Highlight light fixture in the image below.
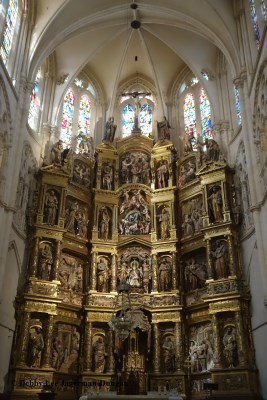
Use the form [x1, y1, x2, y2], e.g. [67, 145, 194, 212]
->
[108, 280, 134, 341]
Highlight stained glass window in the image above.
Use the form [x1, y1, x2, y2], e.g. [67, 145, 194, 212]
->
[183, 93, 197, 139]
[199, 88, 212, 138]
[261, 0, 267, 20]
[234, 85, 242, 125]
[28, 69, 41, 130]
[140, 103, 152, 135]
[78, 95, 91, 135]
[122, 104, 135, 136]
[249, 0, 261, 49]
[0, 0, 19, 65]
[60, 88, 75, 144]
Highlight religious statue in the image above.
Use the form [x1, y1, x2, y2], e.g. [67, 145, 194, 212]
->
[98, 206, 111, 240]
[156, 159, 169, 188]
[208, 186, 223, 222]
[223, 326, 238, 367]
[52, 338, 64, 370]
[183, 128, 195, 153]
[129, 258, 142, 288]
[103, 117, 117, 143]
[65, 201, 79, 233]
[158, 205, 171, 240]
[93, 337, 107, 373]
[142, 258, 151, 293]
[28, 325, 44, 368]
[157, 116, 171, 140]
[211, 240, 228, 279]
[44, 189, 58, 225]
[51, 140, 64, 164]
[97, 258, 110, 292]
[38, 243, 53, 281]
[71, 327, 80, 354]
[74, 263, 83, 291]
[102, 162, 114, 190]
[121, 90, 151, 131]
[162, 336, 176, 373]
[158, 258, 172, 291]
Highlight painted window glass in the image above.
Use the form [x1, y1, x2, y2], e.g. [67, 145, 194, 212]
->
[140, 103, 152, 135]
[122, 104, 135, 136]
[249, 0, 261, 49]
[0, 0, 18, 65]
[234, 85, 242, 125]
[261, 0, 267, 20]
[60, 88, 75, 145]
[183, 93, 197, 139]
[78, 95, 91, 135]
[28, 69, 41, 130]
[199, 88, 212, 139]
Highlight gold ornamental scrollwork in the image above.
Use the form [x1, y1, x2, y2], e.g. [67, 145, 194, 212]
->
[152, 311, 180, 323]
[87, 312, 112, 322]
[24, 301, 57, 314]
[209, 299, 240, 313]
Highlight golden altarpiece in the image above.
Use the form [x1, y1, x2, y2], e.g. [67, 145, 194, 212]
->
[9, 128, 260, 400]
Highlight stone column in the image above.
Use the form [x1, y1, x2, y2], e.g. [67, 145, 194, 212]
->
[206, 239, 213, 279]
[30, 237, 40, 277]
[211, 313, 222, 368]
[153, 323, 160, 373]
[42, 315, 54, 368]
[111, 254, 117, 292]
[235, 311, 248, 366]
[53, 240, 61, 280]
[171, 252, 177, 290]
[175, 321, 182, 371]
[91, 252, 97, 291]
[17, 312, 31, 366]
[84, 321, 93, 372]
[151, 254, 158, 292]
[227, 235, 235, 276]
[107, 329, 115, 373]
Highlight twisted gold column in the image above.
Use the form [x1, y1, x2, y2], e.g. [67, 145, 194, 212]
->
[17, 312, 31, 366]
[153, 322, 160, 373]
[42, 315, 54, 368]
[84, 321, 93, 372]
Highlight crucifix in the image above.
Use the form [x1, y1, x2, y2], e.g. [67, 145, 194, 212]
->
[121, 90, 151, 132]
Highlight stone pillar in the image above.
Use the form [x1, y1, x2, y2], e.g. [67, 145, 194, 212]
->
[42, 315, 54, 368]
[227, 235, 235, 276]
[211, 313, 222, 368]
[171, 252, 177, 290]
[30, 237, 40, 277]
[91, 252, 97, 291]
[111, 254, 117, 292]
[153, 323, 160, 373]
[206, 239, 213, 279]
[151, 254, 158, 292]
[17, 312, 31, 366]
[84, 321, 93, 372]
[53, 240, 61, 280]
[175, 321, 182, 371]
[235, 311, 248, 366]
[107, 329, 115, 373]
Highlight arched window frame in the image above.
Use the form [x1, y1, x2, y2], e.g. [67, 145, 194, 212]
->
[119, 94, 154, 138]
[178, 80, 213, 148]
[0, 0, 23, 78]
[59, 83, 96, 147]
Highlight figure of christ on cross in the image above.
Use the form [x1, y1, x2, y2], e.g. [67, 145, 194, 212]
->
[121, 90, 151, 132]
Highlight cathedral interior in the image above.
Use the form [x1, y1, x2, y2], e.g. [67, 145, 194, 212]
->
[0, 1, 267, 400]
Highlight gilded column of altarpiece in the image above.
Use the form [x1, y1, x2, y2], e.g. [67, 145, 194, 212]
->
[9, 134, 260, 400]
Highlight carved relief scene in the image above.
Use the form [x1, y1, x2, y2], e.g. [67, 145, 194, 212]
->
[181, 195, 204, 238]
[118, 247, 151, 293]
[52, 324, 80, 373]
[59, 253, 84, 293]
[72, 159, 91, 189]
[120, 152, 151, 186]
[65, 196, 88, 238]
[182, 250, 207, 293]
[189, 323, 214, 374]
[119, 189, 151, 235]
[178, 156, 197, 188]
